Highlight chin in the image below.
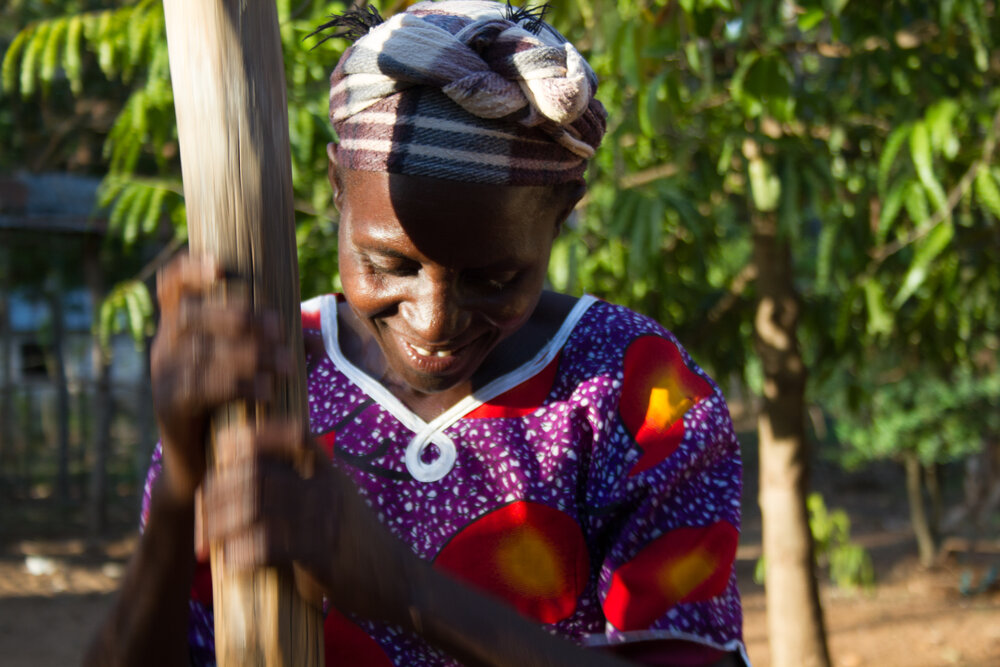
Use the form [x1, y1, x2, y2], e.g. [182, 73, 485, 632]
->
[399, 368, 471, 396]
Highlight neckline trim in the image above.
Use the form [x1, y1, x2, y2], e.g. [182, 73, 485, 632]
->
[319, 294, 597, 480]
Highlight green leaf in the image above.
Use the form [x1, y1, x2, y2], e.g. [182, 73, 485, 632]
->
[729, 51, 760, 112]
[98, 293, 116, 349]
[41, 18, 68, 92]
[144, 187, 167, 234]
[893, 221, 954, 306]
[816, 222, 836, 293]
[109, 184, 140, 236]
[903, 180, 929, 226]
[65, 16, 84, 95]
[863, 279, 893, 337]
[2, 26, 32, 94]
[96, 11, 116, 78]
[909, 121, 949, 214]
[797, 8, 825, 31]
[20, 21, 51, 97]
[749, 157, 781, 212]
[926, 99, 959, 159]
[124, 185, 154, 247]
[878, 123, 911, 195]
[974, 166, 1000, 219]
[877, 179, 907, 243]
[123, 284, 145, 346]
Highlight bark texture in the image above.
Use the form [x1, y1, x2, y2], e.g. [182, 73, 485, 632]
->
[904, 452, 938, 567]
[752, 212, 831, 667]
[0, 252, 11, 488]
[162, 0, 322, 664]
[48, 284, 71, 505]
[84, 239, 112, 539]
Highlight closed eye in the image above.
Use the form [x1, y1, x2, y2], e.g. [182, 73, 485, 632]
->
[364, 257, 419, 277]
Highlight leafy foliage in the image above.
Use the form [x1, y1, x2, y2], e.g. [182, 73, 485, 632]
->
[832, 362, 1000, 466]
[4, 0, 999, 475]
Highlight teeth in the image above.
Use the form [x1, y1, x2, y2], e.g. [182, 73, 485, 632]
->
[411, 344, 452, 358]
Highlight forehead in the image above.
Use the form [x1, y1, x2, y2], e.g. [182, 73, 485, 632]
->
[338, 168, 562, 264]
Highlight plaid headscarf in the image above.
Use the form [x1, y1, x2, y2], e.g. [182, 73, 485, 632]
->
[327, 1, 607, 185]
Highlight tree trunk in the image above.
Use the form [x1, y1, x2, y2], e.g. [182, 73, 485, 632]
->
[0, 251, 12, 492]
[162, 0, 322, 663]
[904, 452, 937, 567]
[47, 283, 71, 505]
[753, 211, 831, 667]
[88, 342, 112, 538]
[76, 379, 91, 500]
[135, 335, 154, 487]
[924, 462, 942, 547]
[83, 237, 112, 539]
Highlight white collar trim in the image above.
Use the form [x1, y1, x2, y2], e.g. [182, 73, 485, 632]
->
[318, 294, 597, 481]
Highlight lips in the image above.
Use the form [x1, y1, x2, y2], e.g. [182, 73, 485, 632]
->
[391, 331, 485, 377]
[410, 344, 454, 358]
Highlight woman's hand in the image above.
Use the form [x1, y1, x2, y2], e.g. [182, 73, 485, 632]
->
[200, 420, 416, 625]
[150, 254, 292, 505]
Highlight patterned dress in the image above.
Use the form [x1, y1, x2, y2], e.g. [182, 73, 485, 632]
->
[141, 294, 747, 665]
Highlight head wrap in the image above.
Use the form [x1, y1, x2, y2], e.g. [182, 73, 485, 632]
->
[326, 0, 607, 185]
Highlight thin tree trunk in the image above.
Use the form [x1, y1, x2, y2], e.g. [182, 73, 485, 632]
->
[904, 452, 937, 567]
[48, 283, 71, 505]
[84, 238, 112, 539]
[136, 335, 154, 487]
[925, 462, 942, 546]
[753, 211, 831, 667]
[89, 344, 112, 538]
[76, 379, 91, 500]
[0, 254, 12, 492]
[162, 0, 322, 663]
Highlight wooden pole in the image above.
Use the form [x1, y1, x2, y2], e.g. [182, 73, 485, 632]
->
[162, 1, 324, 664]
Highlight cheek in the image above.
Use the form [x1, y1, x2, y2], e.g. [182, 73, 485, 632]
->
[338, 255, 389, 318]
[487, 284, 546, 335]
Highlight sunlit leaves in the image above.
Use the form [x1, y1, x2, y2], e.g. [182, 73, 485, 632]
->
[893, 220, 954, 306]
[973, 165, 1000, 219]
[97, 279, 154, 350]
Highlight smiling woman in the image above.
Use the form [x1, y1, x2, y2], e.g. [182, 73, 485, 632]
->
[85, 2, 747, 667]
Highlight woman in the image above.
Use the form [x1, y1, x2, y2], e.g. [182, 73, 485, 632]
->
[86, 2, 747, 665]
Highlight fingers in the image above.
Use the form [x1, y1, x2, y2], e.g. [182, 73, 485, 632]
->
[214, 421, 312, 467]
[156, 253, 221, 317]
[202, 421, 316, 540]
[201, 459, 306, 569]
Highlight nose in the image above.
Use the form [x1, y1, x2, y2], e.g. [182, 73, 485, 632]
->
[401, 275, 470, 344]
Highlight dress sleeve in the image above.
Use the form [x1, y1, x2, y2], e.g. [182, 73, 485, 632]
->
[582, 328, 747, 663]
[140, 443, 218, 666]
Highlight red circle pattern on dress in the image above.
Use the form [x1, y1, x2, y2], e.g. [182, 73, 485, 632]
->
[464, 354, 561, 420]
[323, 606, 394, 667]
[619, 336, 713, 477]
[433, 500, 589, 624]
[602, 521, 739, 631]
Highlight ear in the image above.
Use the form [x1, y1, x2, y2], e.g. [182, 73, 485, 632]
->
[327, 142, 343, 209]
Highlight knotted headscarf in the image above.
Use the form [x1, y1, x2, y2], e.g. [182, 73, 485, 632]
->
[327, 0, 607, 185]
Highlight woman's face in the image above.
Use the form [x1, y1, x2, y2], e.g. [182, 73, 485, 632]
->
[333, 164, 580, 396]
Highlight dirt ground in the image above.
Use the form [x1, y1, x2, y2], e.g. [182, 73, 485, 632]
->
[1, 459, 998, 666]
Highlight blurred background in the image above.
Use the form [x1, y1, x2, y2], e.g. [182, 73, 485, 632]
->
[0, 0, 998, 665]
